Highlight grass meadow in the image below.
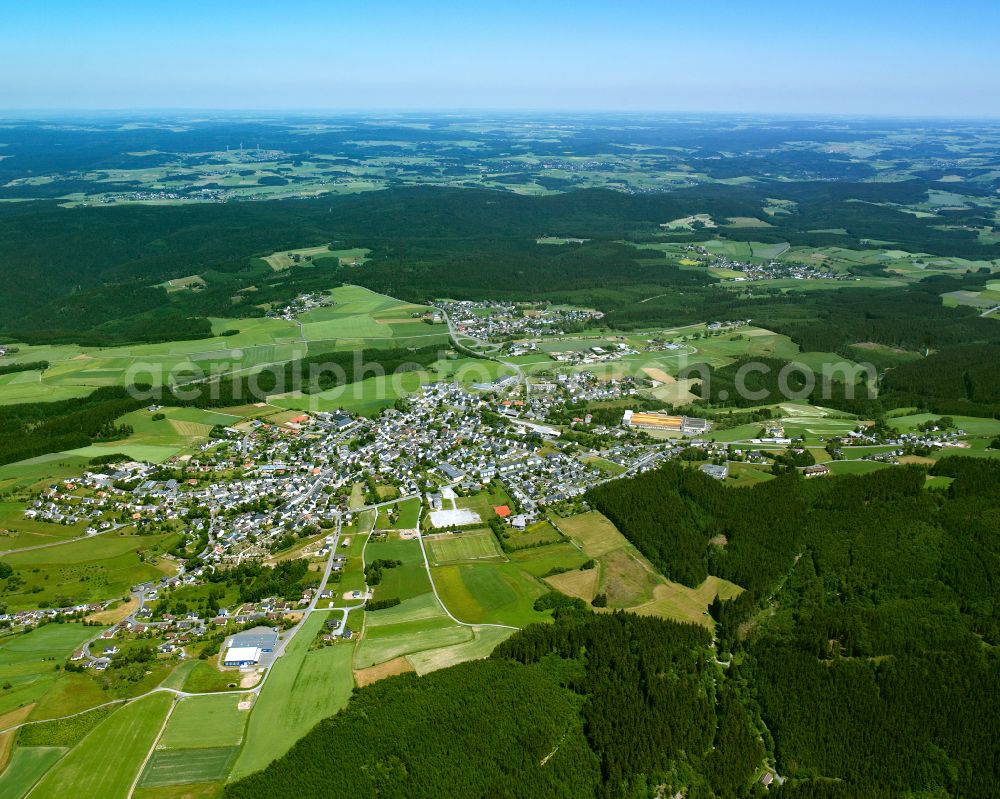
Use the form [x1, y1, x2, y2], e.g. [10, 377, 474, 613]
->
[0, 624, 98, 717]
[27, 692, 172, 799]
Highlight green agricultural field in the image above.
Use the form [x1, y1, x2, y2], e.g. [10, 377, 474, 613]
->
[63, 443, 184, 464]
[295, 285, 434, 346]
[405, 625, 515, 675]
[180, 661, 242, 694]
[27, 692, 172, 799]
[506, 542, 591, 578]
[393, 497, 422, 529]
[139, 746, 237, 788]
[355, 592, 477, 669]
[507, 520, 563, 549]
[365, 536, 430, 601]
[889, 413, 1000, 437]
[425, 529, 505, 565]
[355, 617, 473, 670]
[430, 562, 549, 627]
[158, 695, 248, 749]
[18, 703, 118, 745]
[0, 456, 93, 496]
[825, 460, 891, 475]
[1, 531, 180, 611]
[156, 660, 197, 692]
[0, 746, 66, 799]
[362, 591, 445, 629]
[230, 613, 354, 779]
[0, 502, 90, 551]
[0, 624, 98, 717]
[330, 526, 372, 605]
[271, 370, 424, 416]
[0, 320, 304, 408]
[263, 244, 334, 270]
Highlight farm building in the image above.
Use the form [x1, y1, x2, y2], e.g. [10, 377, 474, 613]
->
[223, 646, 262, 667]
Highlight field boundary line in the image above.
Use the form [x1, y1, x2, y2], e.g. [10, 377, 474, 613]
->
[414, 505, 519, 632]
[127, 694, 176, 799]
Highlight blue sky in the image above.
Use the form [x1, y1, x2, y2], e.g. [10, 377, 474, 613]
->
[3, 0, 999, 115]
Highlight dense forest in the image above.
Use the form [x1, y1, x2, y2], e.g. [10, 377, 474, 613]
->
[587, 460, 1000, 796]
[2, 179, 999, 345]
[226, 612, 764, 799]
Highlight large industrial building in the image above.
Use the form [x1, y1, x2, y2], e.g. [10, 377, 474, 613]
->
[229, 628, 278, 652]
[222, 627, 279, 667]
[622, 410, 710, 435]
[223, 646, 262, 667]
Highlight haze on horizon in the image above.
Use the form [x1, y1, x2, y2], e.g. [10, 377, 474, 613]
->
[3, 0, 1000, 117]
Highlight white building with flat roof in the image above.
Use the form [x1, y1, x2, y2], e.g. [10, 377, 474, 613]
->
[223, 646, 262, 667]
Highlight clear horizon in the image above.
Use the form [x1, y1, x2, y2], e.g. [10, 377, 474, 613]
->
[4, 0, 1000, 117]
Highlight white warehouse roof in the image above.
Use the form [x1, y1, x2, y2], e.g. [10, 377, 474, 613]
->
[224, 646, 261, 664]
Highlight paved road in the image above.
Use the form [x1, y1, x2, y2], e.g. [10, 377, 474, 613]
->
[435, 304, 529, 398]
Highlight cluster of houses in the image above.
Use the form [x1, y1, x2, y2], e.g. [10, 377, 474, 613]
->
[682, 245, 850, 282]
[14, 368, 708, 591]
[438, 299, 604, 342]
[546, 342, 639, 365]
[267, 291, 332, 322]
[23, 460, 160, 531]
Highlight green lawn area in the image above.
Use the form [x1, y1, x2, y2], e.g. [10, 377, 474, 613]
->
[28, 692, 172, 799]
[0, 624, 98, 717]
[1, 532, 180, 611]
[0, 746, 66, 799]
[430, 561, 550, 627]
[580, 456, 627, 476]
[425, 529, 505, 565]
[158, 695, 248, 749]
[454, 487, 511, 520]
[229, 613, 355, 780]
[346, 482, 365, 511]
[180, 661, 241, 694]
[393, 497, 422, 529]
[365, 536, 430, 601]
[826, 460, 892, 475]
